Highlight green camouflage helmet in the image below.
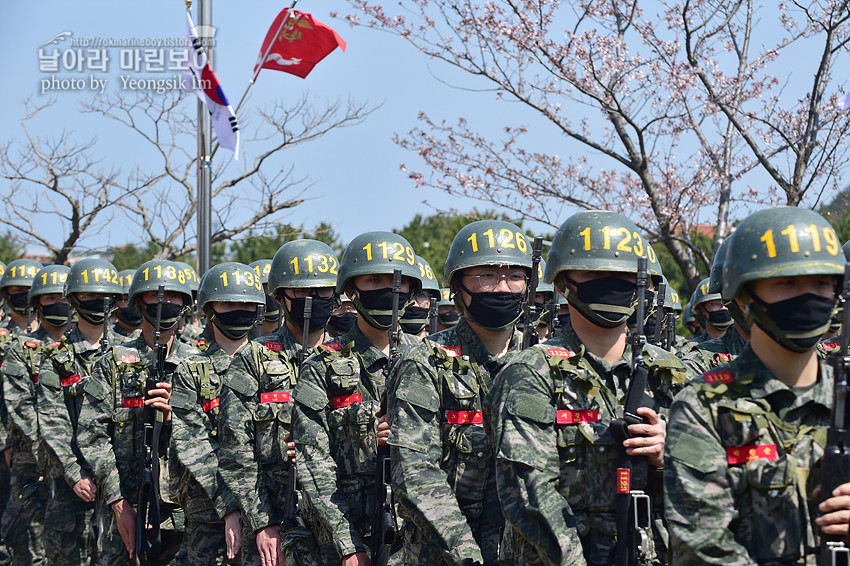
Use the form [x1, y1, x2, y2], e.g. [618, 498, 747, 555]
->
[843, 240, 850, 262]
[249, 259, 273, 286]
[174, 261, 200, 295]
[65, 258, 122, 296]
[0, 261, 5, 281]
[438, 288, 453, 307]
[444, 220, 533, 286]
[0, 259, 42, 292]
[662, 276, 682, 312]
[197, 262, 265, 310]
[681, 299, 695, 324]
[692, 277, 721, 307]
[535, 259, 554, 296]
[118, 269, 135, 295]
[337, 231, 422, 293]
[29, 265, 71, 304]
[129, 259, 193, 306]
[268, 240, 339, 294]
[414, 255, 440, 296]
[723, 207, 845, 300]
[544, 211, 658, 283]
[707, 237, 732, 297]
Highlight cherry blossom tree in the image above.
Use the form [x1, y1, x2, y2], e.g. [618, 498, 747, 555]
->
[342, 0, 850, 288]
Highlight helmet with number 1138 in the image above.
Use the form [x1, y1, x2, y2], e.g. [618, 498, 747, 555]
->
[129, 259, 193, 330]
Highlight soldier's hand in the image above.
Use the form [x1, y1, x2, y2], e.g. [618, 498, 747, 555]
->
[341, 552, 370, 566]
[224, 510, 242, 560]
[623, 407, 666, 468]
[256, 524, 281, 566]
[72, 477, 97, 502]
[815, 482, 850, 536]
[284, 432, 296, 464]
[111, 498, 137, 559]
[376, 414, 390, 446]
[146, 381, 173, 421]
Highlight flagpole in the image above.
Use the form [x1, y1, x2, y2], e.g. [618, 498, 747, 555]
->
[196, 0, 213, 275]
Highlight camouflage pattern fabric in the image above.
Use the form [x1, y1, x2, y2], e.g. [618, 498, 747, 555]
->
[386, 320, 519, 565]
[76, 334, 197, 565]
[677, 326, 747, 376]
[664, 345, 831, 565]
[291, 325, 417, 560]
[169, 341, 240, 565]
[487, 321, 689, 566]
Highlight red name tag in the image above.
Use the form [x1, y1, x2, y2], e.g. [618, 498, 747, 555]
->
[704, 371, 733, 384]
[202, 397, 220, 412]
[123, 398, 144, 408]
[0, 329, 9, 336]
[617, 468, 631, 494]
[323, 341, 342, 351]
[547, 348, 573, 358]
[715, 353, 731, 362]
[332, 393, 361, 408]
[440, 346, 461, 357]
[264, 341, 283, 352]
[556, 409, 598, 424]
[822, 340, 840, 350]
[24, 341, 38, 349]
[447, 411, 483, 424]
[48, 341, 61, 348]
[121, 354, 139, 364]
[727, 444, 778, 465]
[60, 374, 81, 387]
[260, 391, 291, 404]
[33, 374, 38, 384]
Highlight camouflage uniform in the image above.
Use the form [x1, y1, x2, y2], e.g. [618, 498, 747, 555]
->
[218, 325, 320, 565]
[169, 341, 239, 566]
[0, 322, 27, 566]
[487, 322, 689, 565]
[2, 330, 49, 565]
[387, 320, 518, 565]
[37, 326, 123, 565]
[291, 326, 418, 560]
[664, 346, 831, 564]
[677, 325, 747, 376]
[76, 334, 198, 565]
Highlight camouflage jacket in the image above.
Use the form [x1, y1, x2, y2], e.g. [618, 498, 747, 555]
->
[217, 325, 303, 533]
[677, 327, 747, 376]
[169, 341, 239, 520]
[2, 327, 54, 470]
[76, 334, 197, 506]
[292, 325, 417, 559]
[37, 325, 122, 486]
[487, 322, 689, 566]
[0, 322, 24, 450]
[664, 345, 831, 565]
[387, 320, 520, 565]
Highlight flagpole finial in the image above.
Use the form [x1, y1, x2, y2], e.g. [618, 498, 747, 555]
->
[185, 0, 192, 9]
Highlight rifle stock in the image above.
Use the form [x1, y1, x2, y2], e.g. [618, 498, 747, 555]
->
[821, 264, 850, 566]
[522, 237, 544, 349]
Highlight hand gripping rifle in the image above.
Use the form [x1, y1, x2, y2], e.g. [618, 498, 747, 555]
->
[371, 269, 402, 566]
[821, 264, 850, 566]
[610, 257, 652, 566]
[136, 285, 166, 565]
[522, 237, 544, 349]
[285, 297, 311, 529]
[652, 282, 666, 348]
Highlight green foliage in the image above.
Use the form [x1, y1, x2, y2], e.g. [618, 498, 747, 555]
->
[227, 223, 346, 265]
[110, 242, 161, 271]
[821, 186, 850, 244]
[0, 231, 25, 264]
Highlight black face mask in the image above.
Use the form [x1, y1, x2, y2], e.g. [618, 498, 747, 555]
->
[707, 308, 733, 329]
[116, 305, 143, 327]
[6, 292, 29, 315]
[264, 294, 281, 322]
[327, 312, 357, 336]
[75, 297, 111, 325]
[39, 303, 70, 328]
[143, 302, 185, 330]
[209, 308, 257, 340]
[643, 313, 658, 338]
[748, 291, 836, 352]
[285, 294, 334, 332]
[400, 306, 430, 335]
[556, 312, 570, 328]
[563, 275, 636, 328]
[352, 286, 409, 330]
[458, 281, 523, 331]
[438, 310, 460, 327]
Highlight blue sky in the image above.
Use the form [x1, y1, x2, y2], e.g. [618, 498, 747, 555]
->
[0, 0, 553, 254]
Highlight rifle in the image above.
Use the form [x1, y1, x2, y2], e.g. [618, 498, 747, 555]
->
[428, 293, 438, 335]
[370, 269, 402, 566]
[101, 296, 112, 353]
[545, 294, 557, 338]
[136, 285, 166, 565]
[285, 297, 311, 529]
[821, 264, 850, 566]
[522, 237, 544, 349]
[652, 282, 666, 347]
[610, 256, 652, 566]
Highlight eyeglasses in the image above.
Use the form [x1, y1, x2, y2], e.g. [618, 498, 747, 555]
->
[464, 270, 528, 292]
[286, 287, 335, 299]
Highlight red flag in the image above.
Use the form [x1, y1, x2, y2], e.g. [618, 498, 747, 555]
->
[254, 9, 346, 80]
